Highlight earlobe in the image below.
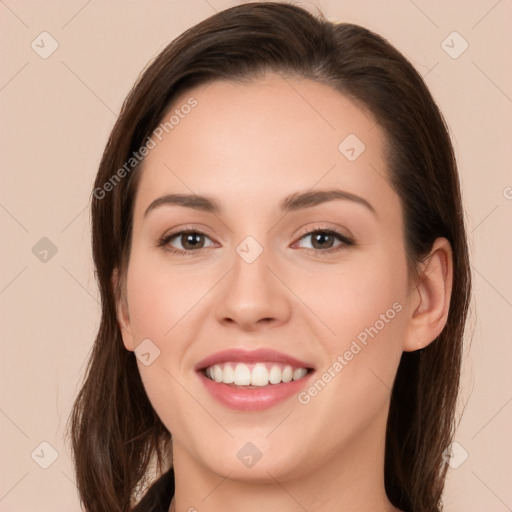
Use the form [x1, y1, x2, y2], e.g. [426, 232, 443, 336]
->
[112, 268, 135, 352]
[403, 238, 453, 352]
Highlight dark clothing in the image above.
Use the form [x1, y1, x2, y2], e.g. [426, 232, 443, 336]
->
[133, 468, 174, 512]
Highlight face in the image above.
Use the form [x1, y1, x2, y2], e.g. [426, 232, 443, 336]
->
[117, 75, 413, 482]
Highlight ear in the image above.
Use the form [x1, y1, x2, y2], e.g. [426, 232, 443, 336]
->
[403, 237, 453, 352]
[112, 268, 135, 352]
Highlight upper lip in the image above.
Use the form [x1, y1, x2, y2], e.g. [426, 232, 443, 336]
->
[195, 348, 315, 371]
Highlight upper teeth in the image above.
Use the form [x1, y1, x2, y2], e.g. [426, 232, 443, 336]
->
[205, 362, 308, 387]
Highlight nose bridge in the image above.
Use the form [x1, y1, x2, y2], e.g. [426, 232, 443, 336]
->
[214, 234, 291, 329]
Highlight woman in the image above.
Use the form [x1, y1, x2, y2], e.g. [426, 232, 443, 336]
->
[68, 3, 471, 512]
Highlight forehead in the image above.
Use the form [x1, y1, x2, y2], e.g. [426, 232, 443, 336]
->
[133, 74, 392, 217]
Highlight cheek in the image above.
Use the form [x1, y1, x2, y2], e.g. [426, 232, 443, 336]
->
[290, 247, 408, 419]
[293, 248, 408, 356]
[123, 250, 218, 435]
[125, 249, 206, 345]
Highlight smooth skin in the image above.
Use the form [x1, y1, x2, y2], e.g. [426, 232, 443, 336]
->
[115, 74, 453, 512]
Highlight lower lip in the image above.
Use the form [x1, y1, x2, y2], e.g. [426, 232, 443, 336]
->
[197, 371, 314, 411]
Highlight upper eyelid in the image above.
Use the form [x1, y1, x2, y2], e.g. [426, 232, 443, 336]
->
[295, 223, 352, 240]
[161, 224, 216, 240]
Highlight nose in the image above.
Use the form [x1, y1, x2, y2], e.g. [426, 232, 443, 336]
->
[214, 245, 292, 331]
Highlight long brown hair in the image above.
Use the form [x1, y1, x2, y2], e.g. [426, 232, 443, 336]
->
[68, 3, 471, 511]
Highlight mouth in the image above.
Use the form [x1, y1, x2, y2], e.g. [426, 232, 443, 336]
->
[195, 349, 315, 410]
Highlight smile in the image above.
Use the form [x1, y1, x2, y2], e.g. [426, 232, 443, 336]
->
[195, 349, 315, 411]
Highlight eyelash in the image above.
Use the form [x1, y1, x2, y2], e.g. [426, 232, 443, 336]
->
[157, 225, 354, 256]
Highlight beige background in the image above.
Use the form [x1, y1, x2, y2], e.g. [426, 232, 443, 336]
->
[1, 0, 511, 510]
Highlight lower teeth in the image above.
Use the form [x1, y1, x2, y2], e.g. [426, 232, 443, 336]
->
[228, 383, 272, 388]
[210, 376, 308, 387]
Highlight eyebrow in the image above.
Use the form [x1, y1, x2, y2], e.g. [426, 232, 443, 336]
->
[144, 189, 376, 217]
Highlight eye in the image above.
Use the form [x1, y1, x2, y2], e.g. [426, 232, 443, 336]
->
[158, 229, 217, 254]
[157, 226, 353, 256]
[294, 228, 353, 254]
